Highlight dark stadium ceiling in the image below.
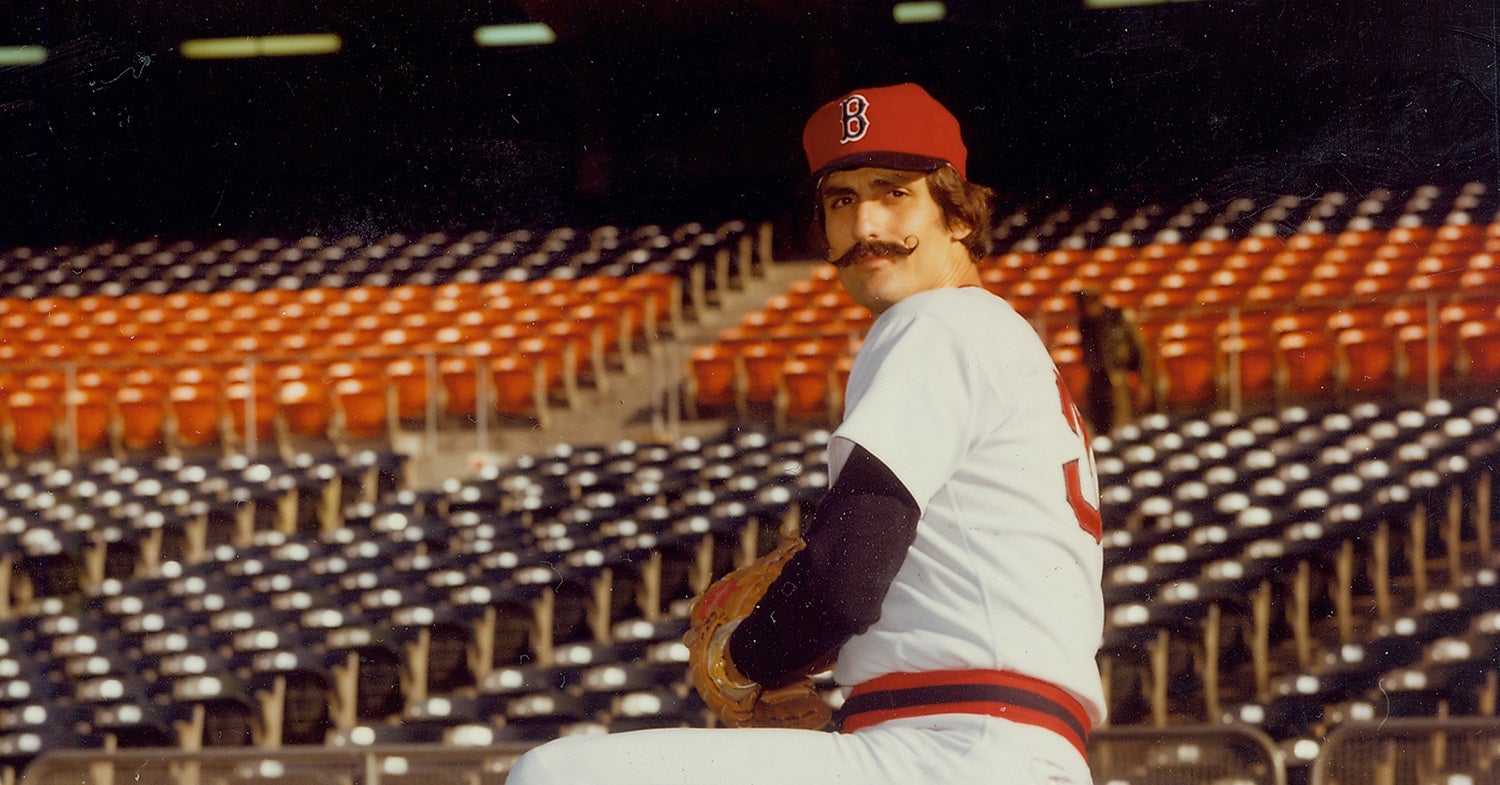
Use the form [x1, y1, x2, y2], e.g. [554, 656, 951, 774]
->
[0, 0, 1153, 44]
[0, 0, 1494, 247]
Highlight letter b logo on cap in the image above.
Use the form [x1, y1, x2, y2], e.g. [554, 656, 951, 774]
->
[840, 94, 869, 144]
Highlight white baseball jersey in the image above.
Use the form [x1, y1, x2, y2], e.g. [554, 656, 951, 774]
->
[508, 284, 1105, 785]
[828, 286, 1106, 725]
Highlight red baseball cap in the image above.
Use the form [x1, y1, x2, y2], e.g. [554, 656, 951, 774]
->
[802, 83, 968, 181]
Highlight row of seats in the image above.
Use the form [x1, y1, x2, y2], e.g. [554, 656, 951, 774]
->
[4, 397, 1499, 774]
[1127, 297, 1500, 411]
[0, 221, 767, 300]
[999, 182, 1494, 255]
[996, 228, 1498, 317]
[0, 271, 694, 462]
[685, 234, 1500, 430]
[0, 429, 826, 770]
[4, 183, 1486, 305]
[1091, 397, 1500, 779]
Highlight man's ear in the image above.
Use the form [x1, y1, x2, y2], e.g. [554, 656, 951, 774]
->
[947, 216, 974, 242]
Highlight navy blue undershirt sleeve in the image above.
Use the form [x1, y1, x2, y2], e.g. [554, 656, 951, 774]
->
[727, 444, 921, 689]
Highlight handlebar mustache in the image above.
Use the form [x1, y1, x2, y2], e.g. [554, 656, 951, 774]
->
[832, 237, 919, 268]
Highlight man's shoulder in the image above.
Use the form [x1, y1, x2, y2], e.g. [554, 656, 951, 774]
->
[888, 286, 1011, 317]
[878, 286, 1025, 335]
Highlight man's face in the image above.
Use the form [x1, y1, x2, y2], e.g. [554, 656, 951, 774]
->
[820, 167, 974, 315]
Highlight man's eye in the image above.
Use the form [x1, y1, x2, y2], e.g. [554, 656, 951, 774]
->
[827, 196, 853, 209]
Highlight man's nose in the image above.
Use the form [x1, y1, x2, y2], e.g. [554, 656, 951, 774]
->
[852, 199, 885, 240]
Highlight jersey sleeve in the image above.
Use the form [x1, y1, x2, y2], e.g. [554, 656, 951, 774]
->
[831, 304, 1000, 510]
[728, 444, 920, 689]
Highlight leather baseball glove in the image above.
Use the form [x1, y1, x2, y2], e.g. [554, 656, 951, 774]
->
[683, 537, 832, 730]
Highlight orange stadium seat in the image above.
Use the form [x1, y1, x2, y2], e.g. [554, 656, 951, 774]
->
[738, 341, 786, 408]
[544, 320, 604, 389]
[1296, 279, 1354, 303]
[224, 380, 278, 445]
[1139, 289, 1196, 312]
[1257, 262, 1311, 285]
[685, 343, 738, 419]
[1327, 306, 1385, 333]
[1459, 264, 1500, 289]
[1217, 334, 1277, 405]
[168, 381, 223, 448]
[1394, 323, 1454, 391]
[385, 358, 434, 421]
[1167, 256, 1214, 277]
[1434, 222, 1484, 251]
[783, 277, 831, 303]
[1216, 310, 1278, 341]
[1104, 275, 1152, 310]
[1050, 345, 1089, 405]
[572, 302, 630, 362]
[776, 356, 836, 427]
[834, 305, 875, 334]
[1350, 276, 1406, 298]
[1155, 339, 1216, 409]
[438, 355, 483, 418]
[1207, 268, 1258, 290]
[1337, 228, 1386, 249]
[5, 389, 57, 455]
[1071, 261, 1114, 286]
[978, 265, 1011, 295]
[1152, 270, 1212, 294]
[1276, 330, 1339, 398]
[1287, 233, 1335, 253]
[1440, 299, 1498, 337]
[1458, 320, 1500, 384]
[1335, 328, 1396, 395]
[1364, 254, 1420, 278]
[1386, 224, 1436, 247]
[594, 289, 650, 343]
[515, 335, 574, 407]
[115, 376, 169, 451]
[1140, 242, 1188, 262]
[60, 387, 114, 455]
[1267, 310, 1328, 339]
[1122, 258, 1172, 279]
[1221, 251, 1274, 275]
[277, 378, 334, 439]
[1091, 246, 1137, 266]
[1189, 238, 1234, 258]
[623, 273, 681, 337]
[1244, 282, 1300, 307]
[1194, 286, 1244, 308]
[333, 375, 389, 440]
[1156, 316, 1218, 344]
[490, 354, 548, 423]
[1403, 271, 1459, 296]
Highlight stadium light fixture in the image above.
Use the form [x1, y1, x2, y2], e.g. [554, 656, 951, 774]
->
[0, 45, 48, 66]
[473, 23, 557, 48]
[893, 2, 947, 23]
[180, 33, 342, 60]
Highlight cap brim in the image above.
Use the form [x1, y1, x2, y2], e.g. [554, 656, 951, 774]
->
[807, 151, 950, 186]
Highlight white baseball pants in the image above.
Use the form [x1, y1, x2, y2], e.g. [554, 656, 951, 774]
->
[506, 714, 1092, 785]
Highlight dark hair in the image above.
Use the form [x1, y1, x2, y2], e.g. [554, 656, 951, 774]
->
[810, 164, 995, 263]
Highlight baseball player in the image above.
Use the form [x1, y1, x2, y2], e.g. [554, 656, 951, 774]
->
[508, 83, 1105, 785]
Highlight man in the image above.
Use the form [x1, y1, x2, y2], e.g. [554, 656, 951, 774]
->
[1075, 288, 1152, 434]
[508, 82, 1104, 785]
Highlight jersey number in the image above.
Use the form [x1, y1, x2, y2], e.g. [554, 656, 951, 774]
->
[1056, 372, 1103, 543]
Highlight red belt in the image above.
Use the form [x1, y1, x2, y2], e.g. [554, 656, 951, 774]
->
[839, 669, 1091, 759]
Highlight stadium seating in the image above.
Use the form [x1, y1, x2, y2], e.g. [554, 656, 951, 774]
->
[3, 392, 1500, 781]
[3, 186, 1500, 784]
